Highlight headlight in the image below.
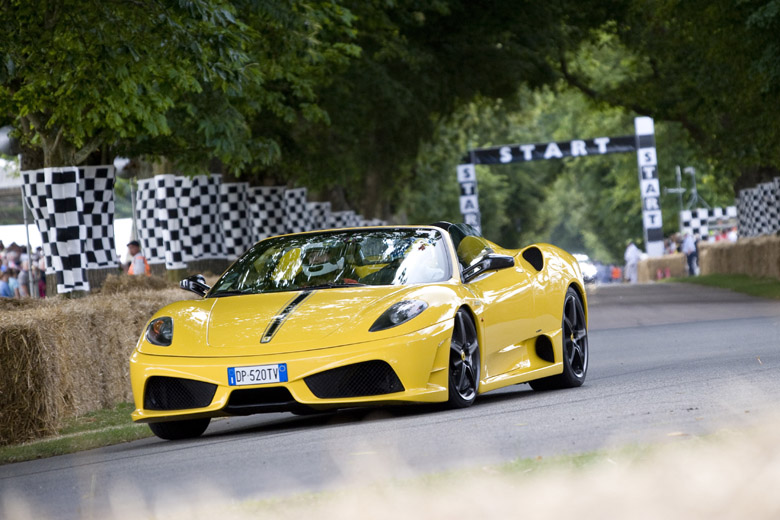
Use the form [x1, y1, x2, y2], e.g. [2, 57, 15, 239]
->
[146, 317, 173, 346]
[369, 300, 428, 332]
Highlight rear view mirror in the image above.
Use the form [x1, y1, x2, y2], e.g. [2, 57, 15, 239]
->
[180, 274, 210, 297]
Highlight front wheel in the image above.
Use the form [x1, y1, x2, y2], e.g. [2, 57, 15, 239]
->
[148, 418, 210, 440]
[447, 309, 480, 408]
[530, 287, 588, 391]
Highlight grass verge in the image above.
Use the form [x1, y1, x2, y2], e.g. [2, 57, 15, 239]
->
[0, 402, 151, 465]
[672, 273, 780, 299]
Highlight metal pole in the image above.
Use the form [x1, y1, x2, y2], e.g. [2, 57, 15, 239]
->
[20, 185, 35, 298]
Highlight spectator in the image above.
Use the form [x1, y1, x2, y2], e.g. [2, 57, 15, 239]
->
[681, 233, 698, 276]
[0, 271, 12, 298]
[17, 261, 30, 298]
[7, 268, 19, 298]
[624, 241, 641, 283]
[127, 240, 150, 276]
[37, 254, 46, 298]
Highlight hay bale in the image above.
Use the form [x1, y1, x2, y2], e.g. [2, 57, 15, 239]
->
[99, 273, 175, 294]
[638, 253, 687, 282]
[700, 236, 780, 279]
[0, 316, 64, 444]
[0, 288, 191, 445]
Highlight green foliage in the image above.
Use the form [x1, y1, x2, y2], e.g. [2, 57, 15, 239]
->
[560, 1, 780, 188]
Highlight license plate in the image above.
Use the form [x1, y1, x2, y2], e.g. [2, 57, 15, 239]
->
[228, 363, 288, 386]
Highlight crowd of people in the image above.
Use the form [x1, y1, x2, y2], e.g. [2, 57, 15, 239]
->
[0, 240, 46, 298]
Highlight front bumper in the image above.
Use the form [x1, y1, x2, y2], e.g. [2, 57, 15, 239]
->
[130, 320, 453, 423]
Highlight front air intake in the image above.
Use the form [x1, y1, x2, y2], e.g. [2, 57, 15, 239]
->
[144, 376, 217, 410]
[304, 360, 405, 399]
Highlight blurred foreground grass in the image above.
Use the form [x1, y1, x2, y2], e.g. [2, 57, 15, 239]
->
[5, 416, 775, 520]
[673, 273, 780, 299]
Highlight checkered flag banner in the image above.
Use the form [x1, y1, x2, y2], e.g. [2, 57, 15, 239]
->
[306, 201, 333, 231]
[331, 210, 356, 228]
[22, 167, 100, 293]
[363, 218, 387, 226]
[284, 188, 312, 233]
[181, 174, 225, 260]
[152, 174, 186, 270]
[79, 165, 118, 268]
[21, 169, 54, 277]
[249, 186, 286, 241]
[135, 178, 165, 264]
[680, 206, 738, 241]
[46, 168, 90, 292]
[758, 181, 779, 236]
[220, 182, 253, 259]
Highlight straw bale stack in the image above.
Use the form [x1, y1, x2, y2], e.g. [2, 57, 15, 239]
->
[0, 285, 189, 445]
[699, 236, 780, 279]
[637, 253, 687, 283]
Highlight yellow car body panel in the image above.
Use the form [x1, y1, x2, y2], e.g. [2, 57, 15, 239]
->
[130, 225, 587, 425]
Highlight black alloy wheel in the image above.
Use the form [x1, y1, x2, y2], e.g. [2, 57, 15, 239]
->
[530, 287, 588, 391]
[148, 417, 211, 440]
[447, 309, 480, 408]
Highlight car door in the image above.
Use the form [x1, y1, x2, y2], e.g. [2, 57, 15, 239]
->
[455, 236, 538, 382]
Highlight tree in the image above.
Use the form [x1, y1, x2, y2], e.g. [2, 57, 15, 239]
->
[0, 0, 261, 169]
[558, 0, 780, 190]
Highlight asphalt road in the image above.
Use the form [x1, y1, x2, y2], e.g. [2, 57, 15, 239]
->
[2, 282, 779, 519]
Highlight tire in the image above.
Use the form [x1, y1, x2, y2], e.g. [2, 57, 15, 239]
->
[530, 287, 588, 391]
[447, 309, 480, 408]
[148, 418, 210, 440]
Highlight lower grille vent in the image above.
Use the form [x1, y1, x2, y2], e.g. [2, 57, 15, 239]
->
[144, 376, 217, 411]
[304, 360, 404, 399]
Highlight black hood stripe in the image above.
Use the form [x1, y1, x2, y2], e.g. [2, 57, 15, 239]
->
[261, 291, 313, 343]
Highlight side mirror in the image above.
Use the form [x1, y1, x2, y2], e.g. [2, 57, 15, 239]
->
[463, 254, 515, 282]
[180, 274, 210, 297]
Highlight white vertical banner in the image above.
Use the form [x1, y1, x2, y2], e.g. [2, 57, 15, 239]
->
[457, 163, 481, 232]
[635, 117, 664, 257]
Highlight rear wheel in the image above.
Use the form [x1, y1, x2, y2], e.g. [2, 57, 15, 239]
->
[148, 418, 210, 440]
[447, 309, 480, 408]
[530, 287, 588, 391]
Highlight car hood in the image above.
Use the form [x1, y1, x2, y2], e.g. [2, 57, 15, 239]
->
[138, 284, 460, 357]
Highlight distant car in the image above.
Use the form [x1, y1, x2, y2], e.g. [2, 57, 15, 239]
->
[130, 223, 589, 440]
[573, 253, 598, 284]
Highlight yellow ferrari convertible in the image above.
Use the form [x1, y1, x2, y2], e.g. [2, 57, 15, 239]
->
[130, 223, 589, 439]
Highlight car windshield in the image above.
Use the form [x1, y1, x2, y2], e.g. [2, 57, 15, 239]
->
[209, 228, 452, 296]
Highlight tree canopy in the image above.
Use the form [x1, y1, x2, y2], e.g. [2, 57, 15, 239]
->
[0, 0, 773, 259]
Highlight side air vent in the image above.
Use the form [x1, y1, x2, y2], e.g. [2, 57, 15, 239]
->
[522, 247, 544, 271]
[535, 335, 555, 363]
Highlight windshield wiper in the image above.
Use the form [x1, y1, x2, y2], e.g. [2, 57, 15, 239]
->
[301, 282, 366, 291]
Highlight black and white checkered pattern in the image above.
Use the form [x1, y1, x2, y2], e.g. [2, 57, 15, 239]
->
[135, 178, 165, 264]
[45, 168, 89, 293]
[79, 166, 118, 268]
[306, 201, 333, 230]
[21, 169, 54, 276]
[220, 182, 253, 259]
[153, 175, 186, 270]
[680, 206, 738, 241]
[761, 180, 779, 235]
[363, 218, 387, 227]
[179, 174, 225, 261]
[754, 182, 776, 236]
[284, 188, 312, 233]
[249, 186, 287, 241]
[737, 187, 761, 238]
[22, 167, 93, 293]
[331, 210, 357, 228]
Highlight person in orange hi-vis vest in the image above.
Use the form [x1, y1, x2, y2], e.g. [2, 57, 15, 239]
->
[127, 240, 150, 276]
